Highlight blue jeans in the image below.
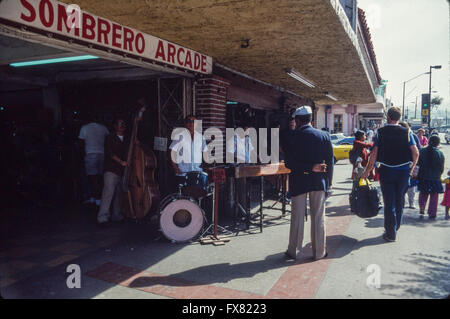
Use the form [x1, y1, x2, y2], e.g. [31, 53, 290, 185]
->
[379, 166, 410, 239]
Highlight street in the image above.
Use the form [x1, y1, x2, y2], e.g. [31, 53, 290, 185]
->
[1, 141, 449, 299]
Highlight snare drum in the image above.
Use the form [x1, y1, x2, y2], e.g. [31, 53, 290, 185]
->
[159, 193, 205, 243]
[182, 171, 209, 199]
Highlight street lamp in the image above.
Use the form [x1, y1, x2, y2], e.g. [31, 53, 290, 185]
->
[402, 72, 430, 120]
[428, 65, 442, 129]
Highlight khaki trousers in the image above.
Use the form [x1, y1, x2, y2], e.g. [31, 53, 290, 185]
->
[98, 172, 124, 223]
[288, 191, 326, 259]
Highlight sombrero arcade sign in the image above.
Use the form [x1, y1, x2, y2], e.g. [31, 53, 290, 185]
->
[0, 0, 213, 74]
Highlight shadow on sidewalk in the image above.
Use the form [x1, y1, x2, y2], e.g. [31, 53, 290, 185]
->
[128, 252, 299, 288]
[127, 234, 384, 290]
[326, 234, 388, 260]
[378, 251, 450, 299]
[363, 212, 450, 229]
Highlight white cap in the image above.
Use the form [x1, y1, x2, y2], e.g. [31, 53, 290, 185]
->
[292, 106, 313, 118]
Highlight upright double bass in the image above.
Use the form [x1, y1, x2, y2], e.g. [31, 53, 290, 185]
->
[121, 110, 160, 219]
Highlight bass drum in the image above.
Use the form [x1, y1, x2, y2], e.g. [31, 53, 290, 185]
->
[159, 194, 205, 243]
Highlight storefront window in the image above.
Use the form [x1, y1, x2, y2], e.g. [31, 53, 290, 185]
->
[334, 115, 343, 133]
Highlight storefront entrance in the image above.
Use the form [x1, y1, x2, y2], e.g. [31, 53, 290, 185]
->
[0, 33, 194, 235]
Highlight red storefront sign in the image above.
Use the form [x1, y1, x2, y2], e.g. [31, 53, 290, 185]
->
[0, 0, 213, 74]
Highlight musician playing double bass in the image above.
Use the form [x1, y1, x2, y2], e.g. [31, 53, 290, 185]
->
[120, 98, 160, 220]
[97, 118, 128, 226]
[136, 97, 158, 151]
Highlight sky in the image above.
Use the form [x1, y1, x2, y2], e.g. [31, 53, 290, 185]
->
[357, 0, 449, 118]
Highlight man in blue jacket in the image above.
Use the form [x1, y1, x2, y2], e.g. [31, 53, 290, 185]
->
[284, 106, 334, 260]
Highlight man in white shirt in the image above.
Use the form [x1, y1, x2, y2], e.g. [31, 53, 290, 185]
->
[78, 113, 109, 206]
[169, 115, 208, 187]
[226, 123, 256, 164]
[226, 122, 257, 225]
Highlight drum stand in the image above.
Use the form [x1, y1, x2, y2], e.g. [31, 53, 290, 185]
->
[200, 182, 231, 245]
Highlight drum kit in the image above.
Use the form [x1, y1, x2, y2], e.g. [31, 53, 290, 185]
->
[158, 163, 292, 242]
[158, 171, 215, 243]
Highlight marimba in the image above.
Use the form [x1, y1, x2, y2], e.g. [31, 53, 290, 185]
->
[227, 163, 291, 232]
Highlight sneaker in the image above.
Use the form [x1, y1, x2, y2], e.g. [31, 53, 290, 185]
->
[409, 205, 416, 209]
[383, 233, 396, 242]
[429, 215, 437, 220]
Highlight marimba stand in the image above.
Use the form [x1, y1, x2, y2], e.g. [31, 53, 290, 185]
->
[268, 174, 291, 214]
[200, 168, 231, 246]
[233, 163, 292, 233]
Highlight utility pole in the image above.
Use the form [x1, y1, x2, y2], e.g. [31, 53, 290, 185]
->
[415, 96, 418, 119]
[402, 72, 430, 121]
[428, 65, 442, 129]
[402, 82, 406, 120]
[429, 67, 432, 128]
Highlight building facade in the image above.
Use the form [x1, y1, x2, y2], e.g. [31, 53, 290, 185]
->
[316, 7, 386, 135]
[0, 0, 384, 206]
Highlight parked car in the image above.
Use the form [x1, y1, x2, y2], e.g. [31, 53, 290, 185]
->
[330, 133, 346, 144]
[333, 144, 352, 163]
[334, 137, 355, 145]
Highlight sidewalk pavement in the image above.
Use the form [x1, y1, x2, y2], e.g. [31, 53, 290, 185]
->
[1, 161, 449, 299]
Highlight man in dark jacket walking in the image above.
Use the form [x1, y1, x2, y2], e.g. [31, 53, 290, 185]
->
[284, 106, 334, 260]
[362, 107, 419, 241]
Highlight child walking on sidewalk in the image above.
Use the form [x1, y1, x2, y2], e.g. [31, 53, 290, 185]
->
[440, 170, 450, 220]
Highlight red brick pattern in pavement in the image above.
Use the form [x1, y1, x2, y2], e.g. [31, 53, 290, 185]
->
[0, 234, 120, 289]
[267, 197, 352, 298]
[87, 197, 353, 299]
[86, 262, 263, 299]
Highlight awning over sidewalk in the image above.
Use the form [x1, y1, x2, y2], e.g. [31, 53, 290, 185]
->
[0, 0, 213, 76]
[59, 0, 380, 105]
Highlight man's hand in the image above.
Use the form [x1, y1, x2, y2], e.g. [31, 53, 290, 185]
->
[409, 165, 416, 177]
[312, 163, 327, 173]
[120, 161, 128, 167]
[361, 170, 370, 180]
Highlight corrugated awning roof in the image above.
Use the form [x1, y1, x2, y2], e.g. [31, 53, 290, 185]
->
[56, 0, 379, 104]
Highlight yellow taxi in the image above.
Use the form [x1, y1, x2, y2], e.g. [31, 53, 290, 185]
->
[331, 135, 355, 163]
[333, 144, 353, 163]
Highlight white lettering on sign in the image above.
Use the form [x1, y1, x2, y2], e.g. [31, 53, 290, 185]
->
[0, 0, 212, 74]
